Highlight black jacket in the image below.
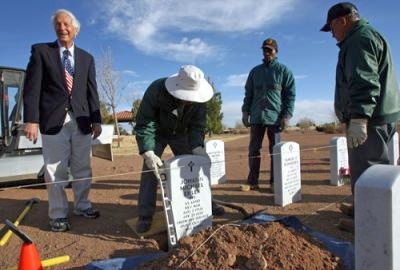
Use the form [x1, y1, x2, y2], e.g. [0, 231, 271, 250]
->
[134, 78, 207, 154]
[23, 41, 101, 134]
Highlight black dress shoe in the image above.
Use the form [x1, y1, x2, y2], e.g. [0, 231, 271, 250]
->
[136, 216, 153, 233]
[212, 202, 225, 216]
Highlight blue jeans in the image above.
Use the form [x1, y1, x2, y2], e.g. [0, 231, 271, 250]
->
[247, 124, 279, 185]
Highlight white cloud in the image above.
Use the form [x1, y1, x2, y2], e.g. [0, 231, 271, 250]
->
[122, 70, 137, 76]
[125, 80, 150, 93]
[282, 34, 296, 41]
[222, 101, 243, 128]
[222, 99, 335, 128]
[224, 73, 307, 88]
[294, 75, 308, 80]
[224, 73, 248, 88]
[292, 100, 335, 125]
[98, 0, 299, 62]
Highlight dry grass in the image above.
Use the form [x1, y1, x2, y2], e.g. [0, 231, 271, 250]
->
[111, 134, 248, 156]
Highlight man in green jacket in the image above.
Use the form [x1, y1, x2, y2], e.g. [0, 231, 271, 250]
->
[321, 2, 400, 231]
[134, 65, 225, 233]
[241, 38, 296, 192]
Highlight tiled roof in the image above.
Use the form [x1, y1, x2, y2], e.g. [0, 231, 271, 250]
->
[114, 110, 133, 122]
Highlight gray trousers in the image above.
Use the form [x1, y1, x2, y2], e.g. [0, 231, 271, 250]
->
[348, 122, 396, 195]
[247, 124, 279, 185]
[42, 112, 92, 219]
[138, 135, 191, 217]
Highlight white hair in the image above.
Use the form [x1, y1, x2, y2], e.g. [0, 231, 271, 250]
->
[51, 9, 81, 34]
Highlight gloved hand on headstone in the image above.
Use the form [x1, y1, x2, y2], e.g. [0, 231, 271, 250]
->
[347, 118, 368, 148]
[142, 150, 163, 179]
[242, 112, 250, 127]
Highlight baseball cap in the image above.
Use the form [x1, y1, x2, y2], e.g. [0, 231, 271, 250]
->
[261, 38, 278, 52]
[320, 2, 358, 32]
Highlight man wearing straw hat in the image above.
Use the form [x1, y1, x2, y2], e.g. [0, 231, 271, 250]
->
[134, 65, 225, 233]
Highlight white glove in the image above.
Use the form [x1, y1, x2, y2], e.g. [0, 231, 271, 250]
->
[142, 151, 163, 178]
[192, 146, 208, 157]
[347, 119, 368, 148]
[242, 112, 250, 127]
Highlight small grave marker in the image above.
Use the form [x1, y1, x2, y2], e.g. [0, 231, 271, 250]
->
[388, 132, 399, 165]
[273, 142, 301, 206]
[205, 140, 226, 185]
[330, 137, 349, 186]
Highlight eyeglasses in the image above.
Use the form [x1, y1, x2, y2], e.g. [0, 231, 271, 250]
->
[262, 47, 274, 53]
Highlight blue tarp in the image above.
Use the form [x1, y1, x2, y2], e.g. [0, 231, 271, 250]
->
[85, 213, 354, 270]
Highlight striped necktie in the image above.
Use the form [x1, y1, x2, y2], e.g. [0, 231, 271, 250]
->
[62, 49, 74, 94]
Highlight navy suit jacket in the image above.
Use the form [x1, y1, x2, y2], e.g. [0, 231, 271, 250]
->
[23, 41, 102, 135]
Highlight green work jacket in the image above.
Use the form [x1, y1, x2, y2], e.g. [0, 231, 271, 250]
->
[134, 78, 206, 154]
[335, 19, 400, 125]
[242, 59, 296, 125]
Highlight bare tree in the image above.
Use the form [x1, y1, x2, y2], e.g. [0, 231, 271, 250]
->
[97, 48, 122, 147]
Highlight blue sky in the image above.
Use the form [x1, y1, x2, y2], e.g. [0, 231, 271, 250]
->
[1, 0, 400, 127]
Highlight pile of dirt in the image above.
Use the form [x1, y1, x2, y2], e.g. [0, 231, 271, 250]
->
[137, 222, 344, 270]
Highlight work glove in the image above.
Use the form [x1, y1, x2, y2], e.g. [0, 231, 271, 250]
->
[242, 112, 250, 127]
[142, 151, 163, 179]
[192, 146, 208, 157]
[279, 117, 289, 131]
[347, 118, 368, 148]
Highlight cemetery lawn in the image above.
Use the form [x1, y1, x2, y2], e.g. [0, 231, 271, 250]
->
[0, 131, 353, 269]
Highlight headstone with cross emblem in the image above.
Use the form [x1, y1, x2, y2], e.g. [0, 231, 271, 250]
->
[388, 132, 399, 165]
[330, 136, 349, 186]
[161, 155, 212, 248]
[273, 141, 301, 206]
[205, 140, 226, 185]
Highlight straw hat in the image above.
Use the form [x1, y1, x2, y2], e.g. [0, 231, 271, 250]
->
[165, 65, 214, 103]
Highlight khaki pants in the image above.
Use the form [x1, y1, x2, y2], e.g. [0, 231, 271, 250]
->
[42, 112, 93, 219]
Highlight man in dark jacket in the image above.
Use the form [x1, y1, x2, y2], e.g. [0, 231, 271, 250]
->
[321, 2, 400, 231]
[23, 9, 102, 232]
[134, 65, 225, 233]
[241, 38, 296, 192]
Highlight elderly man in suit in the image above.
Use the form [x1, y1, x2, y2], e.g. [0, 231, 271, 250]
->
[23, 9, 102, 232]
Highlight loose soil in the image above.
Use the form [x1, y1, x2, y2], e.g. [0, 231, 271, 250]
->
[137, 222, 343, 270]
[0, 131, 353, 269]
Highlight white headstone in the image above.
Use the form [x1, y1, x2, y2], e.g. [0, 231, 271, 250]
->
[273, 141, 301, 206]
[205, 140, 226, 185]
[91, 125, 114, 161]
[355, 165, 400, 270]
[163, 155, 212, 247]
[330, 137, 349, 186]
[388, 132, 399, 165]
